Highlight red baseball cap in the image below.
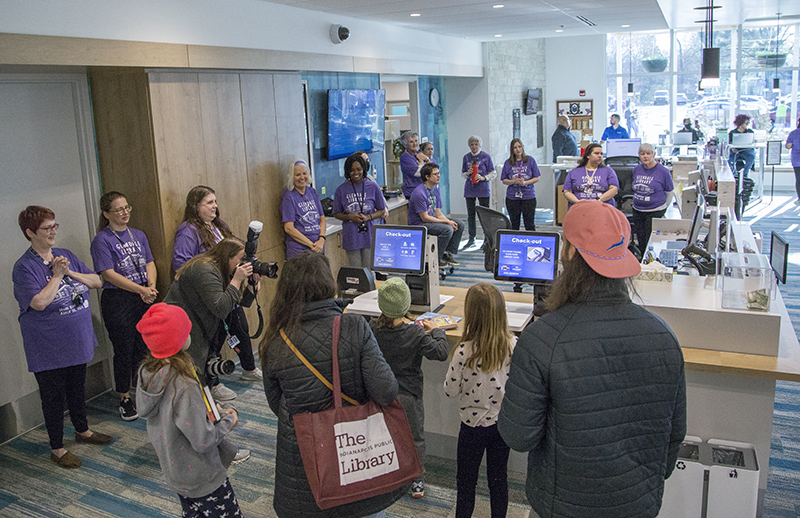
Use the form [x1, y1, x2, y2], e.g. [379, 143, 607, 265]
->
[563, 201, 641, 279]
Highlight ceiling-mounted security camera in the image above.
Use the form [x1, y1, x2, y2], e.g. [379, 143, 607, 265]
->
[330, 24, 350, 44]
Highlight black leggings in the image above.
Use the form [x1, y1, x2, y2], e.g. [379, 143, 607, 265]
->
[101, 289, 150, 394]
[466, 197, 490, 239]
[631, 207, 667, 252]
[225, 305, 256, 371]
[505, 197, 537, 231]
[34, 364, 89, 450]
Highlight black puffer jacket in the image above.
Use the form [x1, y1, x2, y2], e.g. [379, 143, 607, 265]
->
[498, 289, 686, 518]
[262, 298, 403, 518]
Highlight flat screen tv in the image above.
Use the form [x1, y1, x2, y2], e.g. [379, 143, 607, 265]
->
[525, 88, 541, 115]
[327, 89, 386, 160]
[370, 225, 428, 276]
[493, 230, 561, 284]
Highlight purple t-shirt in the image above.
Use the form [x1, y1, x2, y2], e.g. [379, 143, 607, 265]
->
[401, 151, 423, 198]
[13, 247, 97, 373]
[632, 163, 674, 211]
[172, 221, 227, 272]
[462, 151, 494, 198]
[280, 186, 324, 259]
[91, 227, 155, 289]
[408, 182, 441, 226]
[333, 178, 386, 251]
[501, 158, 540, 200]
[563, 166, 619, 208]
[786, 128, 800, 167]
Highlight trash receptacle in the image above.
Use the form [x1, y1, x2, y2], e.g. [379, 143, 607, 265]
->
[706, 439, 759, 518]
[658, 436, 705, 518]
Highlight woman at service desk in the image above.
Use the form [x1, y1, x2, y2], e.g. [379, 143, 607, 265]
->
[281, 159, 326, 260]
[400, 131, 431, 198]
[551, 115, 579, 162]
[631, 143, 674, 251]
[501, 138, 540, 231]
[90, 192, 157, 422]
[728, 113, 756, 178]
[784, 117, 800, 204]
[13, 206, 111, 470]
[562, 143, 619, 209]
[172, 185, 262, 399]
[260, 251, 402, 518]
[333, 154, 387, 267]
[420, 141, 437, 164]
[461, 135, 496, 249]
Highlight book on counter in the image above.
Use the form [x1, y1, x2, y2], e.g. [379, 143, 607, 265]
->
[414, 312, 462, 329]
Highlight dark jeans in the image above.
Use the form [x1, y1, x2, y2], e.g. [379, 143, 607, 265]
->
[422, 220, 465, 261]
[34, 364, 89, 450]
[225, 305, 256, 372]
[397, 393, 425, 482]
[631, 207, 667, 252]
[179, 478, 242, 518]
[101, 288, 150, 394]
[466, 197, 490, 239]
[794, 166, 800, 198]
[455, 422, 510, 518]
[505, 197, 537, 231]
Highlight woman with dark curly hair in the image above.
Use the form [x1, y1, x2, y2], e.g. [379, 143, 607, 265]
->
[728, 113, 756, 178]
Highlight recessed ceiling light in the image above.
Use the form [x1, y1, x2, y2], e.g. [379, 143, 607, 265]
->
[555, 29, 563, 33]
[493, 4, 504, 8]
[495, 34, 502, 37]
[410, 13, 421, 17]
[621, 24, 630, 28]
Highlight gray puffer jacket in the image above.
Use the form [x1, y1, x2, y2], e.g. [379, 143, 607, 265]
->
[498, 289, 686, 518]
[262, 298, 403, 518]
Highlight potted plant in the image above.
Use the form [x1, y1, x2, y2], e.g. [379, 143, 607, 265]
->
[642, 56, 668, 73]
[756, 51, 787, 68]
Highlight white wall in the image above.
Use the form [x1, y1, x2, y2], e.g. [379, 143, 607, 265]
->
[0, 0, 483, 70]
[545, 34, 608, 160]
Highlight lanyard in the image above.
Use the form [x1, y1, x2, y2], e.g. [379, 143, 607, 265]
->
[350, 178, 366, 215]
[28, 247, 82, 301]
[426, 186, 436, 211]
[108, 227, 148, 284]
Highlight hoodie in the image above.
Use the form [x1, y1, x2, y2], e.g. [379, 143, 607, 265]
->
[136, 364, 238, 498]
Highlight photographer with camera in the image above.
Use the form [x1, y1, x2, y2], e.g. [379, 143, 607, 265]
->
[333, 153, 387, 267]
[172, 186, 262, 401]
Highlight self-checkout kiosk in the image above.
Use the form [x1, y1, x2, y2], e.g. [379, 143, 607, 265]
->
[369, 225, 440, 312]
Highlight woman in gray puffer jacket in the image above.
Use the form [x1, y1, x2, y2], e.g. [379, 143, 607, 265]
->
[260, 251, 403, 518]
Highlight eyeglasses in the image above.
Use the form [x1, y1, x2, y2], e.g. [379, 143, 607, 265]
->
[39, 224, 59, 233]
[108, 205, 133, 215]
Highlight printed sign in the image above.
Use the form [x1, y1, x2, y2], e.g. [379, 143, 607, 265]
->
[334, 412, 399, 485]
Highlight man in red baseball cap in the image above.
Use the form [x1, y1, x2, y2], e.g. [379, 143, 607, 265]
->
[498, 200, 686, 518]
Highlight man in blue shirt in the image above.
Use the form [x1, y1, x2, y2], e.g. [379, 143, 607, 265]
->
[600, 114, 630, 143]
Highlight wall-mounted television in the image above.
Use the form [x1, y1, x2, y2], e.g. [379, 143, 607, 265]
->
[328, 89, 386, 160]
[525, 88, 541, 115]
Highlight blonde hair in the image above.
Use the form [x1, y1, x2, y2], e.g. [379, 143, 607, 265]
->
[139, 349, 197, 393]
[557, 115, 570, 126]
[456, 283, 514, 372]
[287, 159, 309, 191]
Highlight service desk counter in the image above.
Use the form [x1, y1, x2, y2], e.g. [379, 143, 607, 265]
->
[419, 282, 800, 498]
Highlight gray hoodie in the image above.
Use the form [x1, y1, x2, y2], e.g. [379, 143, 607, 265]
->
[136, 364, 238, 498]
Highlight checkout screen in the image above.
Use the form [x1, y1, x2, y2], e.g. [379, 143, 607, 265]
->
[372, 227, 425, 272]
[496, 233, 558, 281]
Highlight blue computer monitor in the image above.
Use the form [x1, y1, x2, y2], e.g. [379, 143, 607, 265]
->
[606, 138, 642, 158]
[370, 225, 428, 275]
[493, 230, 561, 284]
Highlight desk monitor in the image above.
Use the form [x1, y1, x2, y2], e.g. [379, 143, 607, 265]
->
[606, 138, 642, 158]
[770, 231, 789, 284]
[370, 225, 427, 275]
[673, 132, 694, 145]
[494, 230, 560, 284]
[731, 132, 755, 147]
[685, 200, 705, 250]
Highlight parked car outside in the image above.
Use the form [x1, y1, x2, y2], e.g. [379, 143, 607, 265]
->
[676, 93, 688, 105]
[653, 90, 669, 106]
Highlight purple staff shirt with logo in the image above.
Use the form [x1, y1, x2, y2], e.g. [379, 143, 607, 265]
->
[501, 158, 541, 200]
[632, 163, 674, 211]
[91, 227, 155, 289]
[333, 178, 386, 251]
[280, 186, 324, 259]
[563, 166, 620, 208]
[408, 183, 441, 226]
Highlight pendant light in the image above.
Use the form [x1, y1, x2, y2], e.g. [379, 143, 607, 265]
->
[696, 0, 721, 89]
[627, 32, 634, 96]
[773, 13, 781, 93]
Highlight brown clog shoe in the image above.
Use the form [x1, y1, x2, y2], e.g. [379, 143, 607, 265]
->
[75, 431, 113, 445]
[51, 451, 82, 469]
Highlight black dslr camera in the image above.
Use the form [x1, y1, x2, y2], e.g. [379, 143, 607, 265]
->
[243, 221, 278, 279]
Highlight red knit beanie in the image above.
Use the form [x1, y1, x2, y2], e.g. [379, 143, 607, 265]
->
[136, 303, 192, 359]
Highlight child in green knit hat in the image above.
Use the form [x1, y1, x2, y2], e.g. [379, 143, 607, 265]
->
[370, 277, 450, 499]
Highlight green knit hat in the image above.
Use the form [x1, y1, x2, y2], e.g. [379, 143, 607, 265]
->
[378, 277, 411, 319]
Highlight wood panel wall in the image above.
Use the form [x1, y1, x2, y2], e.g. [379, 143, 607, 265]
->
[90, 68, 305, 314]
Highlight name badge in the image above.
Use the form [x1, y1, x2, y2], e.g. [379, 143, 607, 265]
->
[227, 335, 240, 349]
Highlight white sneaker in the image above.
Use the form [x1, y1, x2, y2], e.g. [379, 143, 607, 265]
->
[232, 448, 251, 465]
[210, 382, 236, 401]
[240, 367, 263, 381]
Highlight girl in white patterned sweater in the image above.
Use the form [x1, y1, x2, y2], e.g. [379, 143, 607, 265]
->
[444, 283, 516, 518]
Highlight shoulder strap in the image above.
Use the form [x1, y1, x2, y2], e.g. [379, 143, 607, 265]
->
[280, 316, 358, 406]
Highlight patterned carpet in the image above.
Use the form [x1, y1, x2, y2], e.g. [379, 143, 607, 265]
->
[1, 203, 799, 517]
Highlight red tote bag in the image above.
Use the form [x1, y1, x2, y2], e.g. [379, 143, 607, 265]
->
[288, 316, 422, 510]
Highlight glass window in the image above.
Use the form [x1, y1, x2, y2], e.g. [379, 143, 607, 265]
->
[741, 23, 795, 70]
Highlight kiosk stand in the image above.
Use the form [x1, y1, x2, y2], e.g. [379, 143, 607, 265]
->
[407, 235, 440, 313]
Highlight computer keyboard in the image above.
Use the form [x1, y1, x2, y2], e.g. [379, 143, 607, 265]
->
[658, 249, 681, 268]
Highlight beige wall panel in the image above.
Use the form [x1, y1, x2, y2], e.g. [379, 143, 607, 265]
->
[148, 72, 207, 270]
[197, 73, 251, 237]
[272, 74, 306, 175]
[188, 45, 354, 73]
[240, 73, 286, 254]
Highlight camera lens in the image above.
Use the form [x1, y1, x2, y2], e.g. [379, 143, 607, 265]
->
[206, 357, 235, 377]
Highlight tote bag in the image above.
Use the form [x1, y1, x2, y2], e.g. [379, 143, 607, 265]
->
[287, 315, 422, 510]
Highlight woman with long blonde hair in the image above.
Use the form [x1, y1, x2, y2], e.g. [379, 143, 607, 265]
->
[444, 283, 516, 518]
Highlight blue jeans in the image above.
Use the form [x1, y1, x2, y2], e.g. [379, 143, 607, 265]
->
[728, 148, 756, 177]
[423, 220, 465, 261]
